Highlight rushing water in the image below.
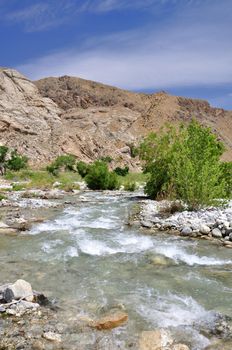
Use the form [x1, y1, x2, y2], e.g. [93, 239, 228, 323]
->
[0, 191, 232, 349]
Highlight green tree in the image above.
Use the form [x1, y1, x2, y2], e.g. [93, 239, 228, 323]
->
[85, 161, 119, 190]
[140, 120, 229, 210]
[76, 161, 90, 178]
[6, 150, 28, 171]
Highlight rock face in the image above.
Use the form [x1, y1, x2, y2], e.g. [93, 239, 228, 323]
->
[0, 68, 232, 166]
[0, 68, 63, 165]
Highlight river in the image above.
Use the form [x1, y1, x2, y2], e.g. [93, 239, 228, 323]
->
[0, 191, 232, 349]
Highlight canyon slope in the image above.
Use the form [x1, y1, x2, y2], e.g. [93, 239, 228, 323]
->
[0, 67, 231, 166]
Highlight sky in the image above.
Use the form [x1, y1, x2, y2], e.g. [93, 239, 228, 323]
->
[1, 0, 232, 110]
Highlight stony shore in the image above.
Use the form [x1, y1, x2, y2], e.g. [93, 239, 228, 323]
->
[138, 200, 232, 248]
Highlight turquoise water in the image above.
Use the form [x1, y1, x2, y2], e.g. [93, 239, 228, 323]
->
[0, 191, 231, 349]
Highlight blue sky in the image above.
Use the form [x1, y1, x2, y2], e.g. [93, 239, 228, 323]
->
[1, 0, 232, 109]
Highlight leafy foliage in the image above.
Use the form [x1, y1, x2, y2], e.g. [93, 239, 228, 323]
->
[0, 146, 9, 163]
[47, 154, 76, 175]
[114, 166, 129, 176]
[124, 181, 137, 192]
[85, 161, 119, 190]
[6, 150, 28, 171]
[76, 161, 90, 178]
[220, 162, 232, 198]
[140, 120, 229, 210]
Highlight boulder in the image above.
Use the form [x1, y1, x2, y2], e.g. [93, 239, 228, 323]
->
[199, 224, 211, 235]
[91, 311, 128, 330]
[211, 228, 222, 238]
[10, 279, 33, 302]
[181, 226, 192, 236]
[139, 330, 173, 350]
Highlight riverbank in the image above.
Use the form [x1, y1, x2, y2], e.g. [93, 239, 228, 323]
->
[138, 199, 232, 248]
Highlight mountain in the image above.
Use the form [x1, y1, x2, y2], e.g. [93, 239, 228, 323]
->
[0, 67, 231, 167]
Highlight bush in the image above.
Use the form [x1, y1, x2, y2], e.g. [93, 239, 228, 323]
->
[124, 181, 137, 192]
[220, 162, 232, 198]
[76, 161, 90, 178]
[47, 154, 76, 175]
[6, 150, 28, 171]
[114, 166, 129, 176]
[0, 146, 8, 163]
[139, 120, 229, 210]
[85, 161, 119, 190]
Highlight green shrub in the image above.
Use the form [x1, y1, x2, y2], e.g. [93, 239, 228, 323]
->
[107, 172, 120, 190]
[6, 150, 28, 171]
[124, 181, 137, 192]
[140, 120, 229, 210]
[0, 146, 8, 163]
[54, 155, 76, 171]
[76, 161, 90, 178]
[114, 166, 129, 176]
[128, 144, 139, 158]
[85, 161, 119, 190]
[220, 162, 232, 198]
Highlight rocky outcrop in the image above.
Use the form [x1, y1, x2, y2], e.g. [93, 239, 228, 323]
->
[0, 68, 63, 165]
[0, 68, 231, 166]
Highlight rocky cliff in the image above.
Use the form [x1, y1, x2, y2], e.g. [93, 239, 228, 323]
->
[0, 68, 231, 166]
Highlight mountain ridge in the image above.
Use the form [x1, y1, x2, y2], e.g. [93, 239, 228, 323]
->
[0, 68, 231, 166]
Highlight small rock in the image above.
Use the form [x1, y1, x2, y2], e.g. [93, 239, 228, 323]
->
[3, 287, 14, 303]
[172, 345, 190, 350]
[0, 306, 6, 312]
[181, 226, 192, 236]
[141, 221, 153, 228]
[199, 224, 211, 235]
[10, 279, 34, 302]
[212, 228, 222, 238]
[139, 329, 173, 350]
[43, 332, 62, 342]
[91, 311, 128, 330]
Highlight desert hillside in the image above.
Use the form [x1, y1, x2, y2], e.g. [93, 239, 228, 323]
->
[0, 67, 231, 166]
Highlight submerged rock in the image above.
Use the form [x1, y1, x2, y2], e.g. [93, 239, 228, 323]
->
[91, 311, 128, 330]
[138, 330, 190, 350]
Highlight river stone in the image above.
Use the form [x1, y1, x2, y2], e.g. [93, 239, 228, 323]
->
[212, 228, 222, 238]
[199, 224, 211, 235]
[10, 279, 34, 302]
[181, 226, 192, 236]
[172, 345, 190, 350]
[139, 329, 173, 350]
[229, 233, 232, 241]
[3, 287, 14, 303]
[43, 332, 62, 342]
[91, 311, 128, 330]
[141, 220, 153, 228]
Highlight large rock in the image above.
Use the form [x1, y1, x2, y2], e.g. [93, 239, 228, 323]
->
[212, 228, 222, 238]
[91, 311, 128, 330]
[0, 68, 63, 165]
[199, 224, 211, 235]
[139, 330, 173, 350]
[10, 279, 34, 302]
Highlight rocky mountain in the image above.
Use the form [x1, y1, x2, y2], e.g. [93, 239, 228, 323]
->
[0, 67, 231, 167]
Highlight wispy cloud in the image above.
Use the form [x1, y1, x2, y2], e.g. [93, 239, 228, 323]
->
[17, 0, 232, 92]
[3, 0, 178, 32]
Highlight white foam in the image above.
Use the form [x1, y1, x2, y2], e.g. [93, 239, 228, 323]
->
[41, 239, 63, 253]
[136, 290, 217, 329]
[78, 239, 118, 256]
[153, 243, 232, 266]
[65, 246, 79, 257]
